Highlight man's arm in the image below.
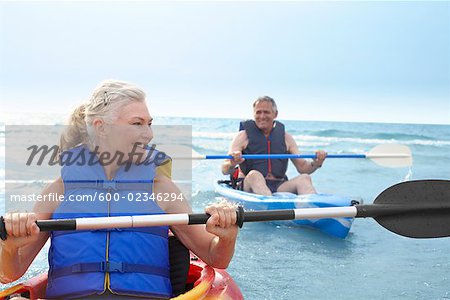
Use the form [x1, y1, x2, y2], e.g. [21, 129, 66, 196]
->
[285, 133, 325, 174]
[221, 131, 248, 175]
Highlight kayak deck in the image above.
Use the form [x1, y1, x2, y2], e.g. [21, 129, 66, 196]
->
[215, 181, 356, 238]
[0, 256, 243, 300]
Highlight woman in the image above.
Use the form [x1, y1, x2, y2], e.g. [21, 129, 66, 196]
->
[0, 80, 239, 299]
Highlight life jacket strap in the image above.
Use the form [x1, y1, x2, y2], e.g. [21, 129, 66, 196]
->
[51, 261, 170, 279]
[51, 225, 168, 239]
[64, 180, 154, 191]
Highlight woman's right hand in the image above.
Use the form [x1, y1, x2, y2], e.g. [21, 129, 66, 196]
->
[1, 212, 41, 251]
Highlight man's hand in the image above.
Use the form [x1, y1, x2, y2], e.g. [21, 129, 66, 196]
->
[229, 151, 245, 167]
[313, 150, 327, 167]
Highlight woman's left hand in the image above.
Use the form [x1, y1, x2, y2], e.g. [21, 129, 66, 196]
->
[205, 200, 239, 242]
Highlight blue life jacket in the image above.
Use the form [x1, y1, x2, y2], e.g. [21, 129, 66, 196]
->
[239, 120, 288, 179]
[46, 145, 172, 299]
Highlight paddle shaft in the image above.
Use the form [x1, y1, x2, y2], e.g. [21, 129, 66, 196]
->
[203, 154, 366, 159]
[159, 143, 413, 167]
[196, 154, 409, 160]
[0, 204, 442, 234]
[0, 207, 350, 235]
[1, 180, 448, 239]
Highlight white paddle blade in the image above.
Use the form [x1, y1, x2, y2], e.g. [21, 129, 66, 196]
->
[191, 149, 206, 160]
[366, 144, 412, 168]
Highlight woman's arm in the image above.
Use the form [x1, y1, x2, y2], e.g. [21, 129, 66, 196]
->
[0, 178, 63, 283]
[155, 174, 238, 269]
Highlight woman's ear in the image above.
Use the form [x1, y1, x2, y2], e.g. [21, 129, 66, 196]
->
[92, 119, 106, 137]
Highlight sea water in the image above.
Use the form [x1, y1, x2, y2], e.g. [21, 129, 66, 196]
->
[1, 114, 449, 299]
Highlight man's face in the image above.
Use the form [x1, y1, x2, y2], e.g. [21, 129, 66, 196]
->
[253, 101, 277, 132]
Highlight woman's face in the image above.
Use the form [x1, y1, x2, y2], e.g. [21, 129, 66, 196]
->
[98, 101, 153, 163]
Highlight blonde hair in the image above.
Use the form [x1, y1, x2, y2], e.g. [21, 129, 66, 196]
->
[60, 80, 146, 152]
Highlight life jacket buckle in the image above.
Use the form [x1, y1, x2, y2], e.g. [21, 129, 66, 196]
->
[102, 180, 117, 190]
[101, 261, 124, 273]
[71, 264, 82, 273]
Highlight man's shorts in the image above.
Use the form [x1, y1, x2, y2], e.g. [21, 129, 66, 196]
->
[265, 179, 287, 193]
[237, 177, 287, 193]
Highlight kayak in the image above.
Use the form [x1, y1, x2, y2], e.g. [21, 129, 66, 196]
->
[0, 255, 243, 300]
[214, 180, 357, 238]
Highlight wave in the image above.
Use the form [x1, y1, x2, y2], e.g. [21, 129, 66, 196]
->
[366, 132, 437, 141]
[291, 135, 450, 147]
[191, 131, 450, 147]
[300, 129, 439, 141]
[193, 131, 237, 139]
[0, 112, 67, 125]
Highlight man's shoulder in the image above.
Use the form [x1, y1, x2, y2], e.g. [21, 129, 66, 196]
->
[284, 131, 294, 140]
[236, 129, 248, 141]
[233, 130, 248, 149]
[237, 129, 247, 136]
[284, 131, 296, 149]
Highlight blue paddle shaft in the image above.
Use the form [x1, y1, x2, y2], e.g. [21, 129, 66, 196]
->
[205, 154, 367, 159]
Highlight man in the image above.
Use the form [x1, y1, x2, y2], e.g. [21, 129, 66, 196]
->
[221, 96, 326, 196]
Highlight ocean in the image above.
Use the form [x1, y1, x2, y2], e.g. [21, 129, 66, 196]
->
[1, 114, 449, 299]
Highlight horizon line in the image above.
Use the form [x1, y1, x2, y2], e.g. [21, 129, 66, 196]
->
[0, 110, 449, 127]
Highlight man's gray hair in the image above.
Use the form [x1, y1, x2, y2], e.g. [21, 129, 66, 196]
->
[253, 96, 278, 113]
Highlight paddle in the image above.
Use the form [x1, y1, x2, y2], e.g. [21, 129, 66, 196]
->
[157, 144, 412, 168]
[1, 180, 447, 239]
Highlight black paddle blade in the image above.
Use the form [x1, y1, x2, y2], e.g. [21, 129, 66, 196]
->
[358, 180, 450, 238]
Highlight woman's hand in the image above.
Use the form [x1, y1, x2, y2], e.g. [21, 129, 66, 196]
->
[1, 212, 41, 252]
[205, 201, 239, 243]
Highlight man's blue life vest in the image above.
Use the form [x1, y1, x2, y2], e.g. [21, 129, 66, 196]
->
[239, 120, 288, 179]
[46, 145, 172, 299]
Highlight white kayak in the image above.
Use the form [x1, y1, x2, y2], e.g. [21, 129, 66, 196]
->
[214, 180, 357, 238]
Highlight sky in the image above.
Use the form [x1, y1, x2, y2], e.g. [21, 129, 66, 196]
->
[0, 1, 449, 125]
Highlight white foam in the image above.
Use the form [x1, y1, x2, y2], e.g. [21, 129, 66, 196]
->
[191, 130, 450, 147]
[292, 135, 450, 147]
[192, 131, 237, 139]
